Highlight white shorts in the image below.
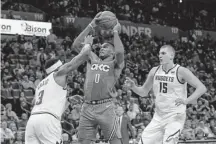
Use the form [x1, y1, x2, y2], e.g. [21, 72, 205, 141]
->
[25, 113, 62, 144]
[139, 112, 186, 144]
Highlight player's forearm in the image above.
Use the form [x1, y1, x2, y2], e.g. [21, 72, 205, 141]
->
[114, 31, 124, 65]
[72, 25, 92, 52]
[57, 44, 91, 76]
[131, 85, 149, 97]
[69, 44, 91, 70]
[186, 85, 207, 104]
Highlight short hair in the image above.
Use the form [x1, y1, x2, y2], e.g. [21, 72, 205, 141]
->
[44, 58, 59, 70]
[161, 45, 175, 57]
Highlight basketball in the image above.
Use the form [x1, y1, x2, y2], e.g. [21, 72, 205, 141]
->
[96, 11, 118, 30]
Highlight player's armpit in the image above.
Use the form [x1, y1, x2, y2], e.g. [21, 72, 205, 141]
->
[178, 67, 207, 104]
[56, 44, 91, 76]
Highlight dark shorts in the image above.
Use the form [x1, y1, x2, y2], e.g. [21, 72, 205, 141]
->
[78, 101, 120, 141]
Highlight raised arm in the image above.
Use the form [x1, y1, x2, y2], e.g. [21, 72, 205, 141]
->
[56, 35, 94, 76]
[125, 67, 157, 97]
[113, 22, 124, 69]
[72, 12, 102, 53]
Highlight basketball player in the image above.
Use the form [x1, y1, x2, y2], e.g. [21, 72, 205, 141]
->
[125, 45, 207, 144]
[25, 35, 94, 144]
[72, 18, 124, 144]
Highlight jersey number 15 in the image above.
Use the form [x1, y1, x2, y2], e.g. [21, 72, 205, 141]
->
[159, 82, 167, 93]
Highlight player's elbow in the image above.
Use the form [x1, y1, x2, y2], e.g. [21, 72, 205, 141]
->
[202, 85, 207, 94]
[198, 84, 207, 95]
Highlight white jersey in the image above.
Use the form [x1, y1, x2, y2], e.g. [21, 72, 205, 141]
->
[153, 64, 187, 116]
[31, 72, 68, 119]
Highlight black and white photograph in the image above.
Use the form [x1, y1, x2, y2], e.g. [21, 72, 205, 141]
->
[1, 0, 216, 144]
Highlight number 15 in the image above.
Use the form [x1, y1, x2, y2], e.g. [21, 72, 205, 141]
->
[159, 82, 167, 93]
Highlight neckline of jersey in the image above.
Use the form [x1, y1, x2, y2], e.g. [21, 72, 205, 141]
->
[162, 64, 177, 74]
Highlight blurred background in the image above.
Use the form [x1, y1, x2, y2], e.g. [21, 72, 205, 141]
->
[1, 0, 216, 144]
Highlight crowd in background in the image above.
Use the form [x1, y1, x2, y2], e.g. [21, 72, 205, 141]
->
[1, 0, 216, 30]
[1, 0, 216, 144]
[1, 28, 216, 143]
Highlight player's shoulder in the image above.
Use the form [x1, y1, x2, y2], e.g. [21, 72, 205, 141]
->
[177, 65, 191, 75]
[149, 66, 160, 76]
[176, 65, 195, 81]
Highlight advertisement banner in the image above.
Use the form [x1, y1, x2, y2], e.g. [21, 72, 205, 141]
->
[0, 19, 52, 36]
[67, 17, 216, 41]
[70, 17, 179, 40]
[1, 10, 45, 21]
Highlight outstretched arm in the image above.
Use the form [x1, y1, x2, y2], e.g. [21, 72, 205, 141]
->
[72, 26, 93, 53]
[56, 44, 91, 76]
[126, 67, 157, 97]
[56, 35, 94, 76]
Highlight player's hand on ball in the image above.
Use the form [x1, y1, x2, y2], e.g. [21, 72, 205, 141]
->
[175, 98, 188, 106]
[90, 12, 102, 28]
[83, 35, 94, 46]
[124, 77, 135, 89]
[113, 21, 121, 33]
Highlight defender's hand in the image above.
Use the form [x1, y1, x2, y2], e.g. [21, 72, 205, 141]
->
[124, 77, 135, 89]
[83, 35, 94, 46]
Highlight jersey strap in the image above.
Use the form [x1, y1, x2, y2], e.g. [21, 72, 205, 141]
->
[31, 111, 61, 121]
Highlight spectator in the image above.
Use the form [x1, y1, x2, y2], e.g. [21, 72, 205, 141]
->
[14, 131, 24, 144]
[20, 75, 35, 90]
[5, 103, 19, 122]
[34, 73, 43, 87]
[29, 55, 40, 68]
[62, 133, 70, 144]
[8, 122, 18, 136]
[24, 39, 33, 53]
[37, 48, 47, 67]
[195, 120, 214, 138]
[127, 104, 137, 121]
[0, 121, 15, 143]
[47, 29, 57, 49]
[132, 114, 145, 130]
[17, 113, 28, 130]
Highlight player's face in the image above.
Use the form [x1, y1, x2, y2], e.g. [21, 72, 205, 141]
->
[99, 43, 114, 59]
[159, 48, 173, 65]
